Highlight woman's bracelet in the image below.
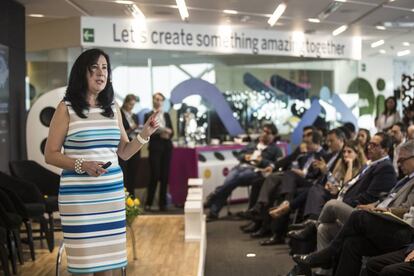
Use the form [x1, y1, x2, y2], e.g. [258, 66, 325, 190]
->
[74, 158, 85, 174]
[136, 133, 150, 144]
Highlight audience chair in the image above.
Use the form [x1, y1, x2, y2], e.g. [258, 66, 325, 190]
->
[0, 171, 53, 253]
[0, 193, 24, 274]
[0, 226, 10, 276]
[9, 160, 60, 245]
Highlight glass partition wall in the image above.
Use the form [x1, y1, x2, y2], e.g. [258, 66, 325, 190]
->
[26, 47, 359, 143]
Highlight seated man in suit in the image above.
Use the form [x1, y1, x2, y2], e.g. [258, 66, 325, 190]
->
[289, 132, 396, 248]
[241, 129, 326, 236]
[206, 123, 283, 219]
[259, 128, 346, 245]
[292, 139, 414, 276]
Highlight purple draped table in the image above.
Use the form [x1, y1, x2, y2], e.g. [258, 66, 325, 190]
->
[168, 144, 244, 206]
[168, 142, 290, 206]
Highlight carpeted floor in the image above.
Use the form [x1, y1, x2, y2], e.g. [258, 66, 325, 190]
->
[205, 216, 295, 276]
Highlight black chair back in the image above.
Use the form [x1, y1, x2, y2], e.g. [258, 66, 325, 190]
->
[0, 171, 44, 204]
[9, 160, 60, 196]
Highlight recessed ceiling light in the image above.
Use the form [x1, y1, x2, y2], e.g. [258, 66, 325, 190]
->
[335, 0, 347, 2]
[28, 14, 44, 17]
[371, 39, 385, 48]
[403, 42, 410, 46]
[308, 18, 320, 23]
[379, 49, 386, 54]
[268, 2, 287, 26]
[397, 49, 410, 57]
[115, 0, 134, 4]
[376, 25, 386, 30]
[223, 9, 238, 15]
[332, 25, 348, 36]
[176, 0, 189, 21]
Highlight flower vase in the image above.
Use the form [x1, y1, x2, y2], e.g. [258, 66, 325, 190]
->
[126, 217, 138, 260]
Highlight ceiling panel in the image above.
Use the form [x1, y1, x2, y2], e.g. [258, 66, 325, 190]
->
[358, 7, 414, 26]
[386, 0, 414, 9]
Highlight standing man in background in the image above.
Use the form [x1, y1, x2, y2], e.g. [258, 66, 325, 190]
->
[145, 92, 174, 211]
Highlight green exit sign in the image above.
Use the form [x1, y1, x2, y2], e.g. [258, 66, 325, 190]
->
[83, 28, 94, 43]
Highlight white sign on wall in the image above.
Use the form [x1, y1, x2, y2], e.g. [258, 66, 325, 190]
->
[81, 17, 362, 60]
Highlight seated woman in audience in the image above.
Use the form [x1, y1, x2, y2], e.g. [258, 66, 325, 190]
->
[376, 96, 401, 132]
[356, 128, 370, 162]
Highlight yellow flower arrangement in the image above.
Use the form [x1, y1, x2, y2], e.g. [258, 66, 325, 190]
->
[125, 189, 143, 226]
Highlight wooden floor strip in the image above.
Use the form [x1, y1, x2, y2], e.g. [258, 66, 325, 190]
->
[17, 215, 199, 276]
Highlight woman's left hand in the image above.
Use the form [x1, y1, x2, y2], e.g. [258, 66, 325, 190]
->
[140, 111, 160, 139]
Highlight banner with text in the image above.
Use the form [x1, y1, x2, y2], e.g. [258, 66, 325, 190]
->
[81, 17, 362, 60]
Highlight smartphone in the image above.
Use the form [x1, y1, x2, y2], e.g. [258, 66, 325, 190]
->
[101, 161, 112, 169]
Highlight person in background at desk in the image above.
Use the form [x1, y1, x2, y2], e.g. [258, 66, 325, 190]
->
[145, 92, 174, 211]
[119, 94, 141, 195]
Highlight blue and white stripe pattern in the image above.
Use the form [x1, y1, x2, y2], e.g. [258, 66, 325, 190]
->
[59, 103, 127, 274]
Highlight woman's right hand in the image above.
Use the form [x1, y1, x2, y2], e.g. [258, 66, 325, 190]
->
[344, 157, 354, 166]
[81, 161, 108, 177]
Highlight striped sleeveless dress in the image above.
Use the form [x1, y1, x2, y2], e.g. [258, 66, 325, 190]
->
[59, 103, 127, 274]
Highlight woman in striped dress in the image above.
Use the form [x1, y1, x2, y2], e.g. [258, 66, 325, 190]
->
[45, 48, 159, 275]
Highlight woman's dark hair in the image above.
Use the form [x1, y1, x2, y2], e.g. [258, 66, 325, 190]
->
[64, 48, 114, 118]
[383, 96, 397, 115]
[358, 128, 371, 146]
[122, 94, 139, 109]
[342, 139, 365, 170]
[343, 139, 360, 155]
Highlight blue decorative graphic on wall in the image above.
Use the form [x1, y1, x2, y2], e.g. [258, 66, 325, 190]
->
[292, 99, 322, 145]
[137, 108, 151, 125]
[319, 86, 331, 102]
[331, 94, 358, 127]
[170, 79, 245, 136]
[270, 75, 308, 101]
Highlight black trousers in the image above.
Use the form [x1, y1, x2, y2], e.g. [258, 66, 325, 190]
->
[119, 152, 140, 195]
[303, 184, 333, 218]
[366, 248, 414, 276]
[329, 210, 414, 276]
[278, 170, 312, 200]
[146, 148, 172, 208]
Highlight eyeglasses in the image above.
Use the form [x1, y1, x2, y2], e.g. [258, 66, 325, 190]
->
[397, 156, 414, 165]
[367, 142, 380, 148]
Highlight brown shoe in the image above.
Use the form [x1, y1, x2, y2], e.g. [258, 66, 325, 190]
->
[269, 200, 290, 218]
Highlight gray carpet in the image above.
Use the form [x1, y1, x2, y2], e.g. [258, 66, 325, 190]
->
[205, 218, 295, 276]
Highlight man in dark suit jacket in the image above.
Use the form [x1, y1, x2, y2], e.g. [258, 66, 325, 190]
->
[289, 133, 396, 248]
[206, 123, 283, 219]
[144, 92, 174, 211]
